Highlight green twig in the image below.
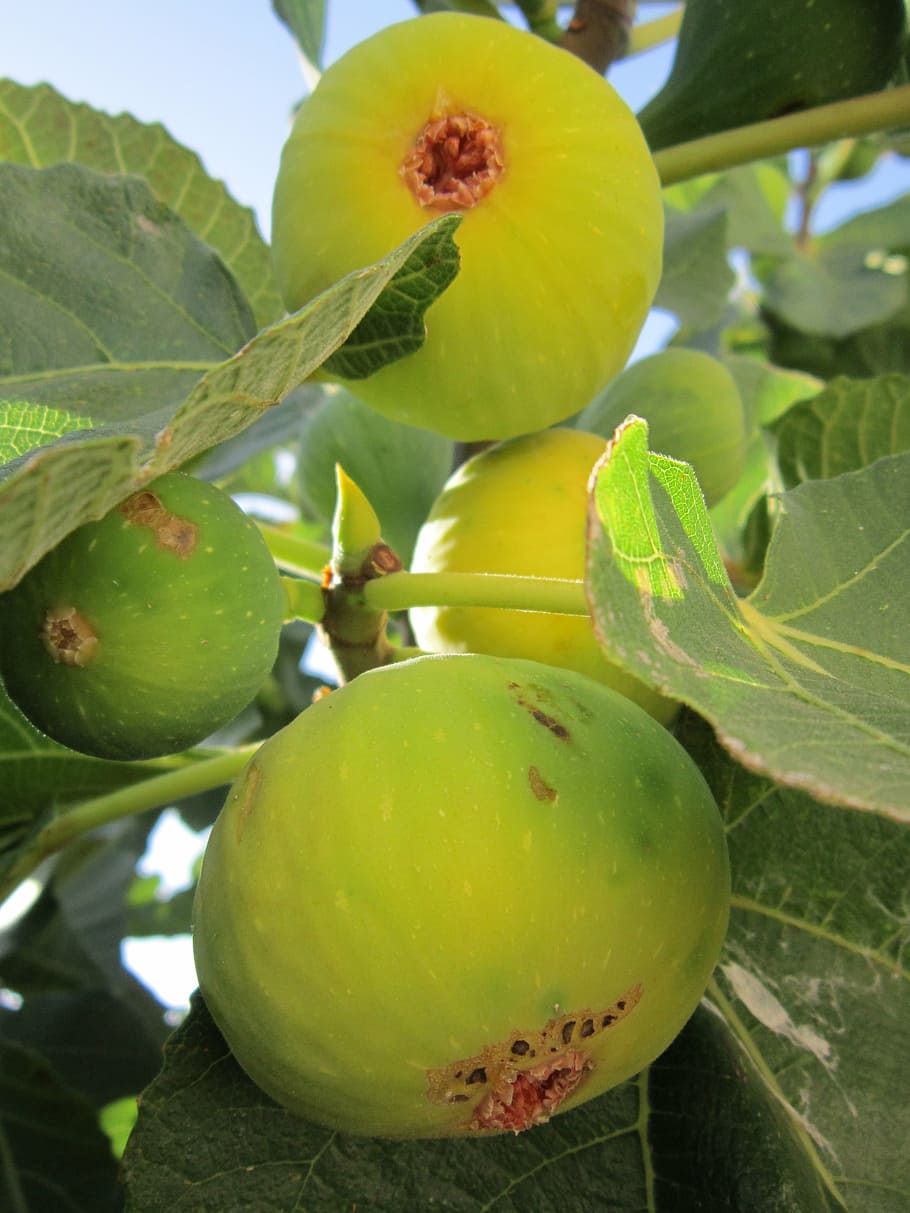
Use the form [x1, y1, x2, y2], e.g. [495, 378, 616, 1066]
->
[281, 574, 326, 624]
[256, 521, 331, 578]
[0, 746, 256, 907]
[654, 84, 910, 186]
[363, 570, 590, 616]
[628, 6, 681, 54]
[514, 0, 564, 42]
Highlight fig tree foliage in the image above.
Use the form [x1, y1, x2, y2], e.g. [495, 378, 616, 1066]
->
[0, 5, 908, 1212]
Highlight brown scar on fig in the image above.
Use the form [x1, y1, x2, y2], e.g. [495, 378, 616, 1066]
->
[41, 606, 99, 668]
[233, 760, 263, 845]
[119, 490, 197, 559]
[426, 983, 643, 1134]
[528, 766, 557, 802]
[506, 681, 571, 741]
[401, 108, 505, 213]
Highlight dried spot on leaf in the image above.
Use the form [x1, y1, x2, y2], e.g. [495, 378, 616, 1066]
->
[426, 983, 643, 1133]
[120, 490, 198, 559]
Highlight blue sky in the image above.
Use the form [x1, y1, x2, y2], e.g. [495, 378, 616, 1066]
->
[0, 2, 680, 241]
[3, 2, 906, 241]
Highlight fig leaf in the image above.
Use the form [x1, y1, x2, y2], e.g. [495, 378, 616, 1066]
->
[587, 416, 910, 820]
[0, 79, 283, 330]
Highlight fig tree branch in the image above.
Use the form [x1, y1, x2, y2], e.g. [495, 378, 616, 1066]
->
[654, 84, 910, 186]
[562, 0, 636, 74]
[363, 570, 591, 616]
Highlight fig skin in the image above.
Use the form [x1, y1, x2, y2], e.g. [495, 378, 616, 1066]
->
[193, 653, 730, 1139]
[576, 349, 748, 507]
[409, 428, 676, 723]
[0, 473, 285, 760]
[271, 13, 663, 442]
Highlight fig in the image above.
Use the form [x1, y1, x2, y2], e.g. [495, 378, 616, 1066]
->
[193, 653, 730, 1138]
[0, 473, 286, 760]
[576, 349, 747, 507]
[638, 0, 907, 151]
[409, 428, 676, 722]
[271, 13, 663, 441]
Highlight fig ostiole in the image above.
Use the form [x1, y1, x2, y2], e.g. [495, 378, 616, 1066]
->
[409, 427, 677, 723]
[193, 653, 730, 1139]
[0, 473, 286, 761]
[271, 13, 663, 441]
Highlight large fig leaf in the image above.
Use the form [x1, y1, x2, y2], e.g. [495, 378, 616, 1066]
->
[0, 1039, 122, 1213]
[586, 416, 910, 821]
[638, 0, 907, 152]
[772, 374, 910, 487]
[0, 79, 282, 330]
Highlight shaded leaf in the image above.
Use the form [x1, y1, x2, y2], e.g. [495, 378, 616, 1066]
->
[772, 373, 910, 486]
[664, 162, 792, 258]
[587, 419, 910, 819]
[0, 1039, 122, 1213]
[655, 206, 734, 334]
[0, 683, 166, 878]
[710, 356, 823, 569]
[298, 388, 453, 564]
[760, 245, 907, 339]
[322, 222, 461, 379]
[0, 79, 282, 329]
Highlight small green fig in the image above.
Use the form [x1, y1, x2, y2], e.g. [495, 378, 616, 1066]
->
[409, 427, 676, 722]
[0, 473, 286, 760]
[193, 653, 730, 1138]
[271, 13, 663, 441]
[576, 349, 748, 506]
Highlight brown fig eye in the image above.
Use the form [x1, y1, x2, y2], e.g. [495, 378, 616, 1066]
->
[270, 12, 662, 442]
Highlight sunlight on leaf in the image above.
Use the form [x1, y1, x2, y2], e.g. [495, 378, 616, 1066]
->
[587, 417, 910, 819]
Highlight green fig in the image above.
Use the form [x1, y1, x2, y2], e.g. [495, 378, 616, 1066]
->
[576, 349, 747, 507]
[193, 653, 730, 1138]
[639, 0, 907, 152]
[409, 427, 677, 722]
[0, 473, 286, 760]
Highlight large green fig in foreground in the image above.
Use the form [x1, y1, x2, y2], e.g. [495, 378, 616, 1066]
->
[0, 473, 286, 760]
[193, 654, 730, 1139]
[271, 13, 663, 441]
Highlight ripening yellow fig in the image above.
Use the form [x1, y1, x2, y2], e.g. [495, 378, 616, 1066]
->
[193, 653, 730, 1138]
[271, 14, 663, 441]
[410, 427, 677, 722]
